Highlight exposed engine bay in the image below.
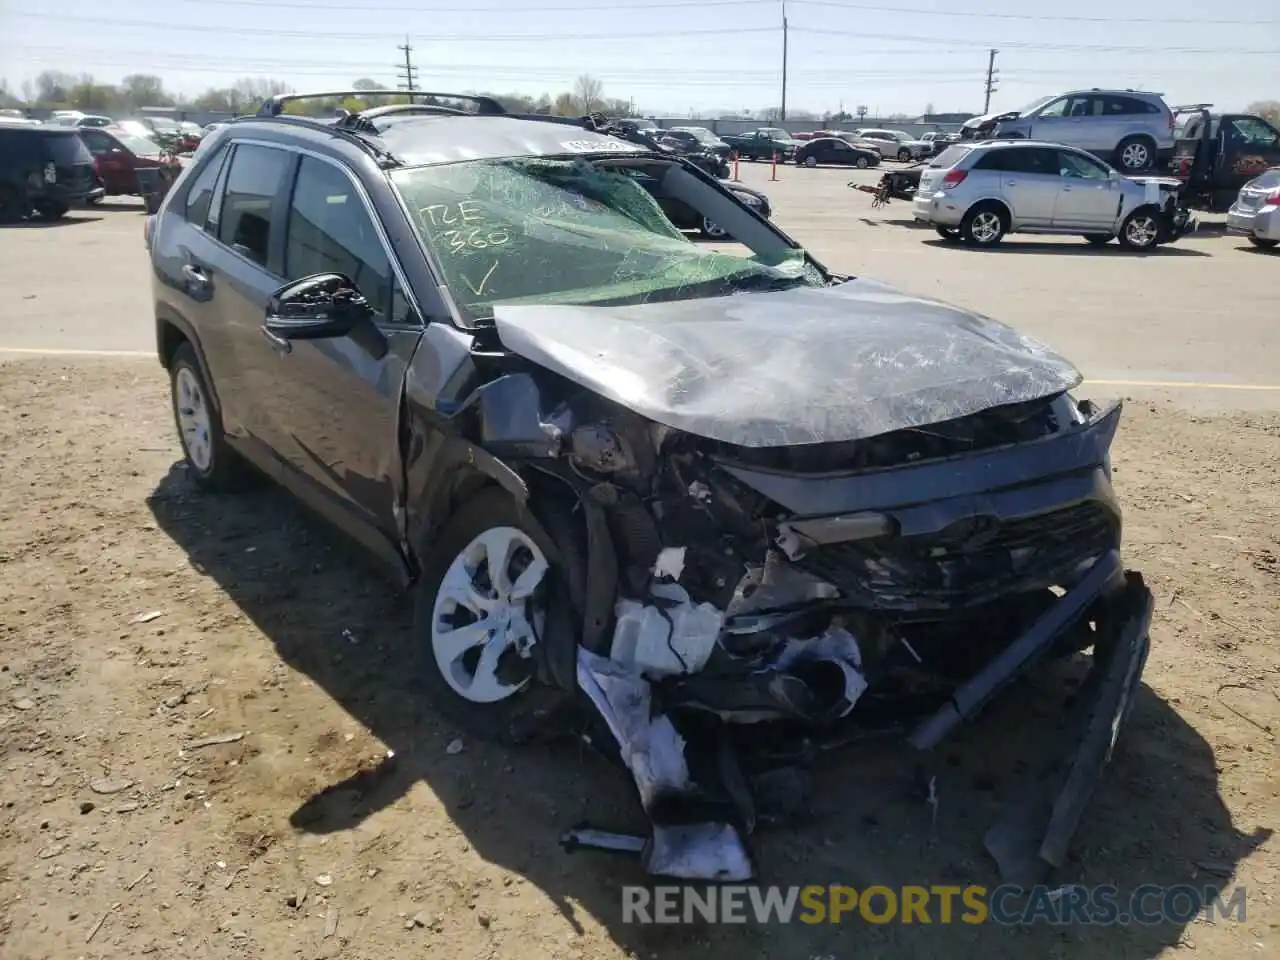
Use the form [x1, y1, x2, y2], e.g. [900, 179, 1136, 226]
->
[460, 314, 1154, 884]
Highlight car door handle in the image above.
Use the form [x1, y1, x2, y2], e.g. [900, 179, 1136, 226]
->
[260, 326, 292, 355]
[181, 263, 209, 286]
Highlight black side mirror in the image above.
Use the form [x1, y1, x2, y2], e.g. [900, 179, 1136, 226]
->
[264, 273, 374, 340]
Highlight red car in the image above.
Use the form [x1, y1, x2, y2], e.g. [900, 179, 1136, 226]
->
[76, 125, 177, 197]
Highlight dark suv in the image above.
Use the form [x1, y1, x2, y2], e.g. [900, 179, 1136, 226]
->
[147, 91, 1153, 884]
[0, 121, 97, 220]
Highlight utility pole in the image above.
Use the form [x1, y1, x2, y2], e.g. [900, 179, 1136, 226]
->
[780, 0, 788, 122]
[397, 37, 418, 92]
[983, 48, 999, 113]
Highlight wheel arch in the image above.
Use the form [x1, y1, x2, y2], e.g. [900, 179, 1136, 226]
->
[155, 308, 224, 415]
[966, 196, 1014, 225]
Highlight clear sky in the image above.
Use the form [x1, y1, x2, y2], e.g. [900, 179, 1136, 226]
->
[2, 0, 1277, 116]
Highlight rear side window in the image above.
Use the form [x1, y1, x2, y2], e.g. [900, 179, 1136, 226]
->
[218, 144, 292, 268]
[1103, 96, 1146, 116]
[184, 143, 230, 229]
[79, 130, 115, 155]
[41, 133, 92, 166]
[929, 145, 970, 168]
[976, 147, 1056, 175]
[1251, 169, 1280, 189]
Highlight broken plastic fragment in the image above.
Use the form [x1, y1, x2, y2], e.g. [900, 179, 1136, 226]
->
[646, 822, 754, 882]
[651, 547, 686, 582]
[576, 648, 690, 808]
[611, 582, 723, 678]
[771, 626, 868, 719]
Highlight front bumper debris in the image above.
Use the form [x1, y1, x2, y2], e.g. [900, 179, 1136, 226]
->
[569, 552, 1153, 883]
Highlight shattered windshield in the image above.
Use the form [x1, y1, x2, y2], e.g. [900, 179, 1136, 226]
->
[392, 157, 822, 326]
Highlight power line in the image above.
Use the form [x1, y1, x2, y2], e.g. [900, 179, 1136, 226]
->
[11, 11, 1276, 54]
[789, 26, 1280, 55]
[79, 0, 1280, 25]
[169, 0, 772, 11]
[788, 0, 1278, 25]
[6, 45, 1166, 83]
[8, 54, 1000, 86]
[6, 12, 775, 42]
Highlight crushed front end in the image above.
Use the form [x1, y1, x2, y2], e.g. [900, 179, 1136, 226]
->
[476, 378, 1152, 884]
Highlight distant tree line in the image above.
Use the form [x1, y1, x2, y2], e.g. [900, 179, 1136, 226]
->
[0, 70, 645, 119]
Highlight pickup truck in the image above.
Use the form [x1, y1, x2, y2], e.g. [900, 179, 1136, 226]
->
[720, 128, 802, 161]
[1171, 105, 1280, 212]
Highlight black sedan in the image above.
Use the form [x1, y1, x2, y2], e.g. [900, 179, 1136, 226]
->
[795, 136, 880, 169]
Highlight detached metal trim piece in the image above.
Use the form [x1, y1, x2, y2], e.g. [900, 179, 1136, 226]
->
[909, 549, 1124, 750]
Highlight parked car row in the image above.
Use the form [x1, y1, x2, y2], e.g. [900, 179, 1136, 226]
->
[0, 116, 185, 221]
[895, 127, 1278, 254]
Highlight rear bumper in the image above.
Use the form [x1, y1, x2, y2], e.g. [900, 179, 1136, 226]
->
[1227, 203, 1280, 241]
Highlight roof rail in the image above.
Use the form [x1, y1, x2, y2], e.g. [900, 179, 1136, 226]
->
[232, 112, 401, 166]
[256, 90, 506, 117]
[1173, 103, 1214, 112]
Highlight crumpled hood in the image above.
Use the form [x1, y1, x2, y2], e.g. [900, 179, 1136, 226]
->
[493, 278, 1082, 448]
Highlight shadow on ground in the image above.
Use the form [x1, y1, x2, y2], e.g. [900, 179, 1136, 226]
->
[148, 465, 1266, 959]
[921, 239, 1212, 257]
[0, 215, 103, 229]
[86, 200, 146, 212]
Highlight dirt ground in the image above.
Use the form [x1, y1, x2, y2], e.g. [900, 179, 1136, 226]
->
[1, 356, 1277, 960]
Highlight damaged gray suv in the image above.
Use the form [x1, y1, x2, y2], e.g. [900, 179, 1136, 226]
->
[146, 91, 1154, 886]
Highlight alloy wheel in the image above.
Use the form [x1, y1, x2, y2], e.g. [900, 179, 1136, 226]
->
[430, 527, 549, 704]
[1120, 142, 1150, 170]
[701, 216, 729, 239]
[1124, 214, 1159, 249]
[175, 366, 213, 472]
[971, 211, 1003, 244]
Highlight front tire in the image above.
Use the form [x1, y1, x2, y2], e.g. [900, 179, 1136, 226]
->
[897, 148, 912, 162]
[803, 155, 818, 167]
[855, 155, 870, 169]
[1117, 208, 1161, 250]
[935, 226, 961, 242]
[168, 342, 247, 491]
[1083, 233, 1114, 246]
[1248, 236, 1279, 249]
[960, 203, 1008, 247]
[413, 489, 566, 742]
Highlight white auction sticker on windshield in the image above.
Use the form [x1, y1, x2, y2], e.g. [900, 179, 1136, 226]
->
[560, 139, 641, 153]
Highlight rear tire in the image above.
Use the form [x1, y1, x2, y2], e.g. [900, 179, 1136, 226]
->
[1083, 233, 1114, 246]
[168, 342, 249, 492]
[1114, 136, 1155, 173]
[960, 203, 1008, 247]
[34, 201, 68, 220]
[1248, 236, 1279, 249]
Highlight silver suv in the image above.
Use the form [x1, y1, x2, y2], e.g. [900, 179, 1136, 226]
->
[912, 140, 1193, 250]
[963, 89, 1174, 173]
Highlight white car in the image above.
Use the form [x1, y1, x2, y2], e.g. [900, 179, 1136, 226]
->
[1226, 168, 1280, 249]
[855, 128, 931, 161]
